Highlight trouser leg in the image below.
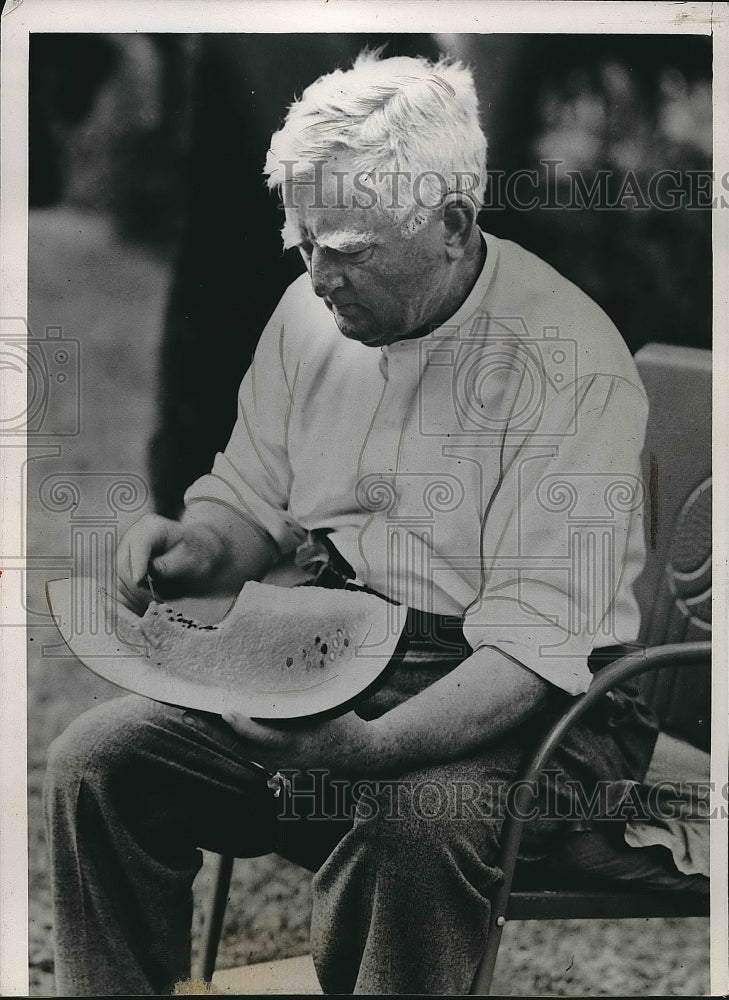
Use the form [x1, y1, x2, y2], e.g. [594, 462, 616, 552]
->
[43, 694, 346, 996]
[550, 824, 711, 893]
[310, 743, 542, 996]
[44, 660, 657, 996]
[306, 688, 659, 995]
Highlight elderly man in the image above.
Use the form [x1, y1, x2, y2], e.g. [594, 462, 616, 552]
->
[45, 52, 659, 995]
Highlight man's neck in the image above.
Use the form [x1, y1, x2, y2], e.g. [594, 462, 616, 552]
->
[396, 231, 487, 343]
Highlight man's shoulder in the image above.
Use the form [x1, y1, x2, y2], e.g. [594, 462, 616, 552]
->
[485, 234, 639, 383]
[488, 235, 616, 332]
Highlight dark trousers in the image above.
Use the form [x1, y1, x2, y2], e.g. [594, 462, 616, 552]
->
[44, 638, 660, 995]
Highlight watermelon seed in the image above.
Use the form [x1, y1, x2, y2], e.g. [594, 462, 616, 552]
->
[286, 656, 293, 667]
[320, 643, 328, 654]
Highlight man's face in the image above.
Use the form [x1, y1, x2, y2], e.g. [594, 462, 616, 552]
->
[283, 157, 452, 347]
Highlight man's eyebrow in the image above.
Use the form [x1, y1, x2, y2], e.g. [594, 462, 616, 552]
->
[316, 230, 377, 252]
[280, 221, 377, 253]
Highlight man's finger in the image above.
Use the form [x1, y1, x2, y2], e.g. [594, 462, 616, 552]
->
[124, 522, 157, 586]
[129, 545, 153, 589]
[151, 538, 196, 581]
[117, 514, 180, 587]
[222, 713, 286, 744]
[182, 710, 250, 754]
[115, 575, 149, 614]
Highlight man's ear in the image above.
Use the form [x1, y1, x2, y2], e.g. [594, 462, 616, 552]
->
[441, 194, 478, 260]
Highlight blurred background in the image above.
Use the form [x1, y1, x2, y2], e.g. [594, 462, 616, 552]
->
[27, 32, 712, 995]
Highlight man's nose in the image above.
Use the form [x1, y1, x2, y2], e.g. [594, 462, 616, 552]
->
[310, 246, 345, 298]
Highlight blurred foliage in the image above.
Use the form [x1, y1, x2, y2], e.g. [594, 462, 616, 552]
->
[29, 35, 121, 206]
[472, 35, 712, 354]
[535, 57, 712, 354]
[30, 34, 196, 252]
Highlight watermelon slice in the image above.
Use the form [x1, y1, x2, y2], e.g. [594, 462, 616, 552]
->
[46, 577, 407, 719]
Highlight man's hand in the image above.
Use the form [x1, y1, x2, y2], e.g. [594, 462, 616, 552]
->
[116, 513, 226, 613]
[183, 709, 377, 777]
[116, 503, 279, 614]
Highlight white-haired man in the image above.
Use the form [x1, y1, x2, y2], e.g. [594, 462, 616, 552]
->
[45, 52, 660, 995]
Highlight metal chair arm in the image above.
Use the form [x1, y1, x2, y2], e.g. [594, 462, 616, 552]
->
[498, 642, 711, 894]
[470, 641, 711, 994]
[520, 642, 711, 789]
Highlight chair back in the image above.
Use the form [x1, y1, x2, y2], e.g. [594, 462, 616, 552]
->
[632, 343, 711, 751]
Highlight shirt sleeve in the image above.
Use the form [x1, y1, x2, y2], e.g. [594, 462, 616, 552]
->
[462, 372, 649, 695]
[183, 288, 308, 555]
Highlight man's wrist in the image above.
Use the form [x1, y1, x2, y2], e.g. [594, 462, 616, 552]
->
[322, 715, 385, 779]
[348, 716, 396, 778]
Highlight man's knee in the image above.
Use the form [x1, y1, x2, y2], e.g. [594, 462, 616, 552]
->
[351, 772, 502, 862]
[312, 772, 506, 927]
[44, 695, 174, 808]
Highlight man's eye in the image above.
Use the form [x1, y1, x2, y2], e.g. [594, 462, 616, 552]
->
[297, 243, 374, 264]
[339, 247, 374, 264]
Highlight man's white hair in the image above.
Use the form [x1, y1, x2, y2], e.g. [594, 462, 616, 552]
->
[264, 48, 488, 237]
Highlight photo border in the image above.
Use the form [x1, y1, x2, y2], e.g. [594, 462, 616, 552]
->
[1, 1, 725, 995]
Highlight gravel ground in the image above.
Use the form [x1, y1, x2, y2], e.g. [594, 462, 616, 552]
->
[26, 206, 710, 997]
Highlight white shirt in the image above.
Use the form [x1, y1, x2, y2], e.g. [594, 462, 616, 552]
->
[185, 232, 649, 695]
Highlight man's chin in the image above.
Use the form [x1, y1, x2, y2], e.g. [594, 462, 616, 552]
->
[334, 317, 387, 347]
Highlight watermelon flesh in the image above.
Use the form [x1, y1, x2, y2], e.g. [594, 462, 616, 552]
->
[107, 581, 380, 693]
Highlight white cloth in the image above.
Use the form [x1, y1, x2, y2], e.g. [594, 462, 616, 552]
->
[185, 232, 649, 695]
[624, 731, 711, 877]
